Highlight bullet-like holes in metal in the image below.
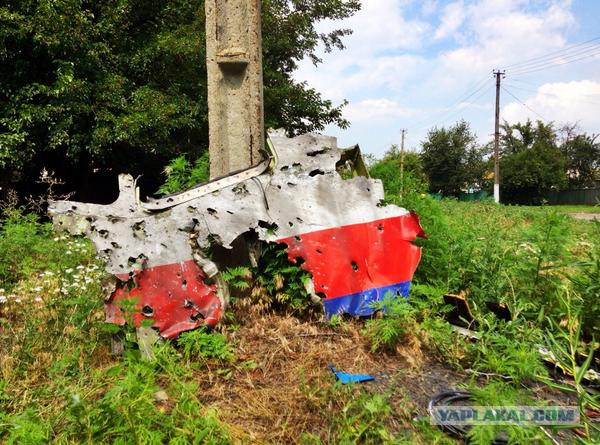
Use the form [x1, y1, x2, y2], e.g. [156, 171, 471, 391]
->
[141, 305, 154, 317]
[258, 220, 279, 232]
[307, 148, 328, 157]
[190, 312, 205, 321]
[309, 169, 325, 177]
[351, 261, 359, 271]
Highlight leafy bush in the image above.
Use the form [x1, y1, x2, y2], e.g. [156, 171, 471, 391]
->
[364, 292, 418, 352]
[0, 210, 95, 289]
[329, 392, 395, 444]
[158, 152, 210, 195]
[178, 328, 235, 363]
[470, 318, 547, 384]
[467, 382, 553, 445]
[250, 243, 314, 314]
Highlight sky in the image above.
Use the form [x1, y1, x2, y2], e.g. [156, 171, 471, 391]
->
[294, 0, 600, 157]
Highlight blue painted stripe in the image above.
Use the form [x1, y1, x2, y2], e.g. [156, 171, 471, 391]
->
[322, 281, 411, 318]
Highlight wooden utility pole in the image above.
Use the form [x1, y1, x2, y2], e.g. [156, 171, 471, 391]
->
[205, 0, 264, 178]
[493, 70, 505, 204]
[400, 129, 406, 197]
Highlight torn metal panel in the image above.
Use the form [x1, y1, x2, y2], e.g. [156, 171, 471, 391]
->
[279, 214, 424, 317]
[106, 260, 221, 339]
[49, 130, 424, 336]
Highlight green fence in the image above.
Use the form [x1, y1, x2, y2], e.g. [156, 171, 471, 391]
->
[547, 188, 600, 205]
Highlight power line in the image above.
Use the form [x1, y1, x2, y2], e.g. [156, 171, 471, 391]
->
[435, 84, 494, 128]
[508, 48, 600, 76]
[408, 77, 492, 133]
[509, 44, 600, 74]
[501, 86, 548, 121]
[407, 75, 490, 130]
[504, 36, 600, 69]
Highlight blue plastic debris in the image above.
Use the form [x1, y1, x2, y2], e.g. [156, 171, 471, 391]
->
[328, 365, 375, 384]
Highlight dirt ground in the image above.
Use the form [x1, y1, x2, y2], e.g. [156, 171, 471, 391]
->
[193, 312, 578, 443]
[569, 213, 600, 221]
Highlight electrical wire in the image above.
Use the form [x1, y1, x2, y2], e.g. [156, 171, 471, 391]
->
[507, 42, 600, 73]
[508, 48, 600, 76]
[504, 36, 600, 69]
[428, 390, 509, 445]
[410, 80, 493, 134]
[434, 83, 494, 129]
[501, 86, 548, 121]
[407, 75, 490, 131]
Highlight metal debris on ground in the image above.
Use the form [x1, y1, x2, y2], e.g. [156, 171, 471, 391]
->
[328, 365, 375, 384]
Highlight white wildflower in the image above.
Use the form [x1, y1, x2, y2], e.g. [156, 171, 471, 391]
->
[0, 296, 7, 303]
[15, 299, 21, 303]
[34, 297, 43, 303]
[32, 286, 42, 292]
[65, 268, 74, 274]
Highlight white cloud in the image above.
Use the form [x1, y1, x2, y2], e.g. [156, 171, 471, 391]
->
[293, 0, 597, 156]
[502, 80, 600, 132]
[434, 1, 466, 40]
[344, 98, 414, 123]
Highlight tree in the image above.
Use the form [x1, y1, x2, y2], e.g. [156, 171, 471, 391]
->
[0, 0, 360, 201]
[420, 120, 485, 196]
[561, 132, 599, 189]
[499, 120, 567, 204]
[368, 144, 428, 197]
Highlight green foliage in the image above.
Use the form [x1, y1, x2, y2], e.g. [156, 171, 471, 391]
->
[470, 318, 547, 384]
[561, 131, 600, 188]
[178, 328, 235, 362]
[158, 152, 210, 195]
[0, 210, 95, 289]
[568, 222, 600, 339]
[221, 266, 251, 290]
[543, 288, 600, 437]
[364, 292, 417, 352]
[62, 354, 230, 444]
[500, 120, 568, 204]
[421, 120, 485, 196]
[367, 144, 428, 198]
[467, 382, 553, 445]
[252, 243, 314, 313]
[0, 0, 359, 194]
[329, 392, 395, 444]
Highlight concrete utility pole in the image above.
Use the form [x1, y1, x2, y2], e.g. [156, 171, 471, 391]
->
[400, 129, 406, 197]
[205, 0, 264, 179]
[493, 70, 505, 204]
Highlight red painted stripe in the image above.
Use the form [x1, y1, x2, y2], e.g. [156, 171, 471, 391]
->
[106, 259, 222, 339]
[277, 214, 424, 301]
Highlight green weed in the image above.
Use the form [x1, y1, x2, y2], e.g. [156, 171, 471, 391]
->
[178, 328, 235, 363]
[364, 291, 417, 352]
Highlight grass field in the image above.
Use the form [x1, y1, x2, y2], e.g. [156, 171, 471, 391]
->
[0, 198, 599, 443]
[539, 204, 600, 214]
